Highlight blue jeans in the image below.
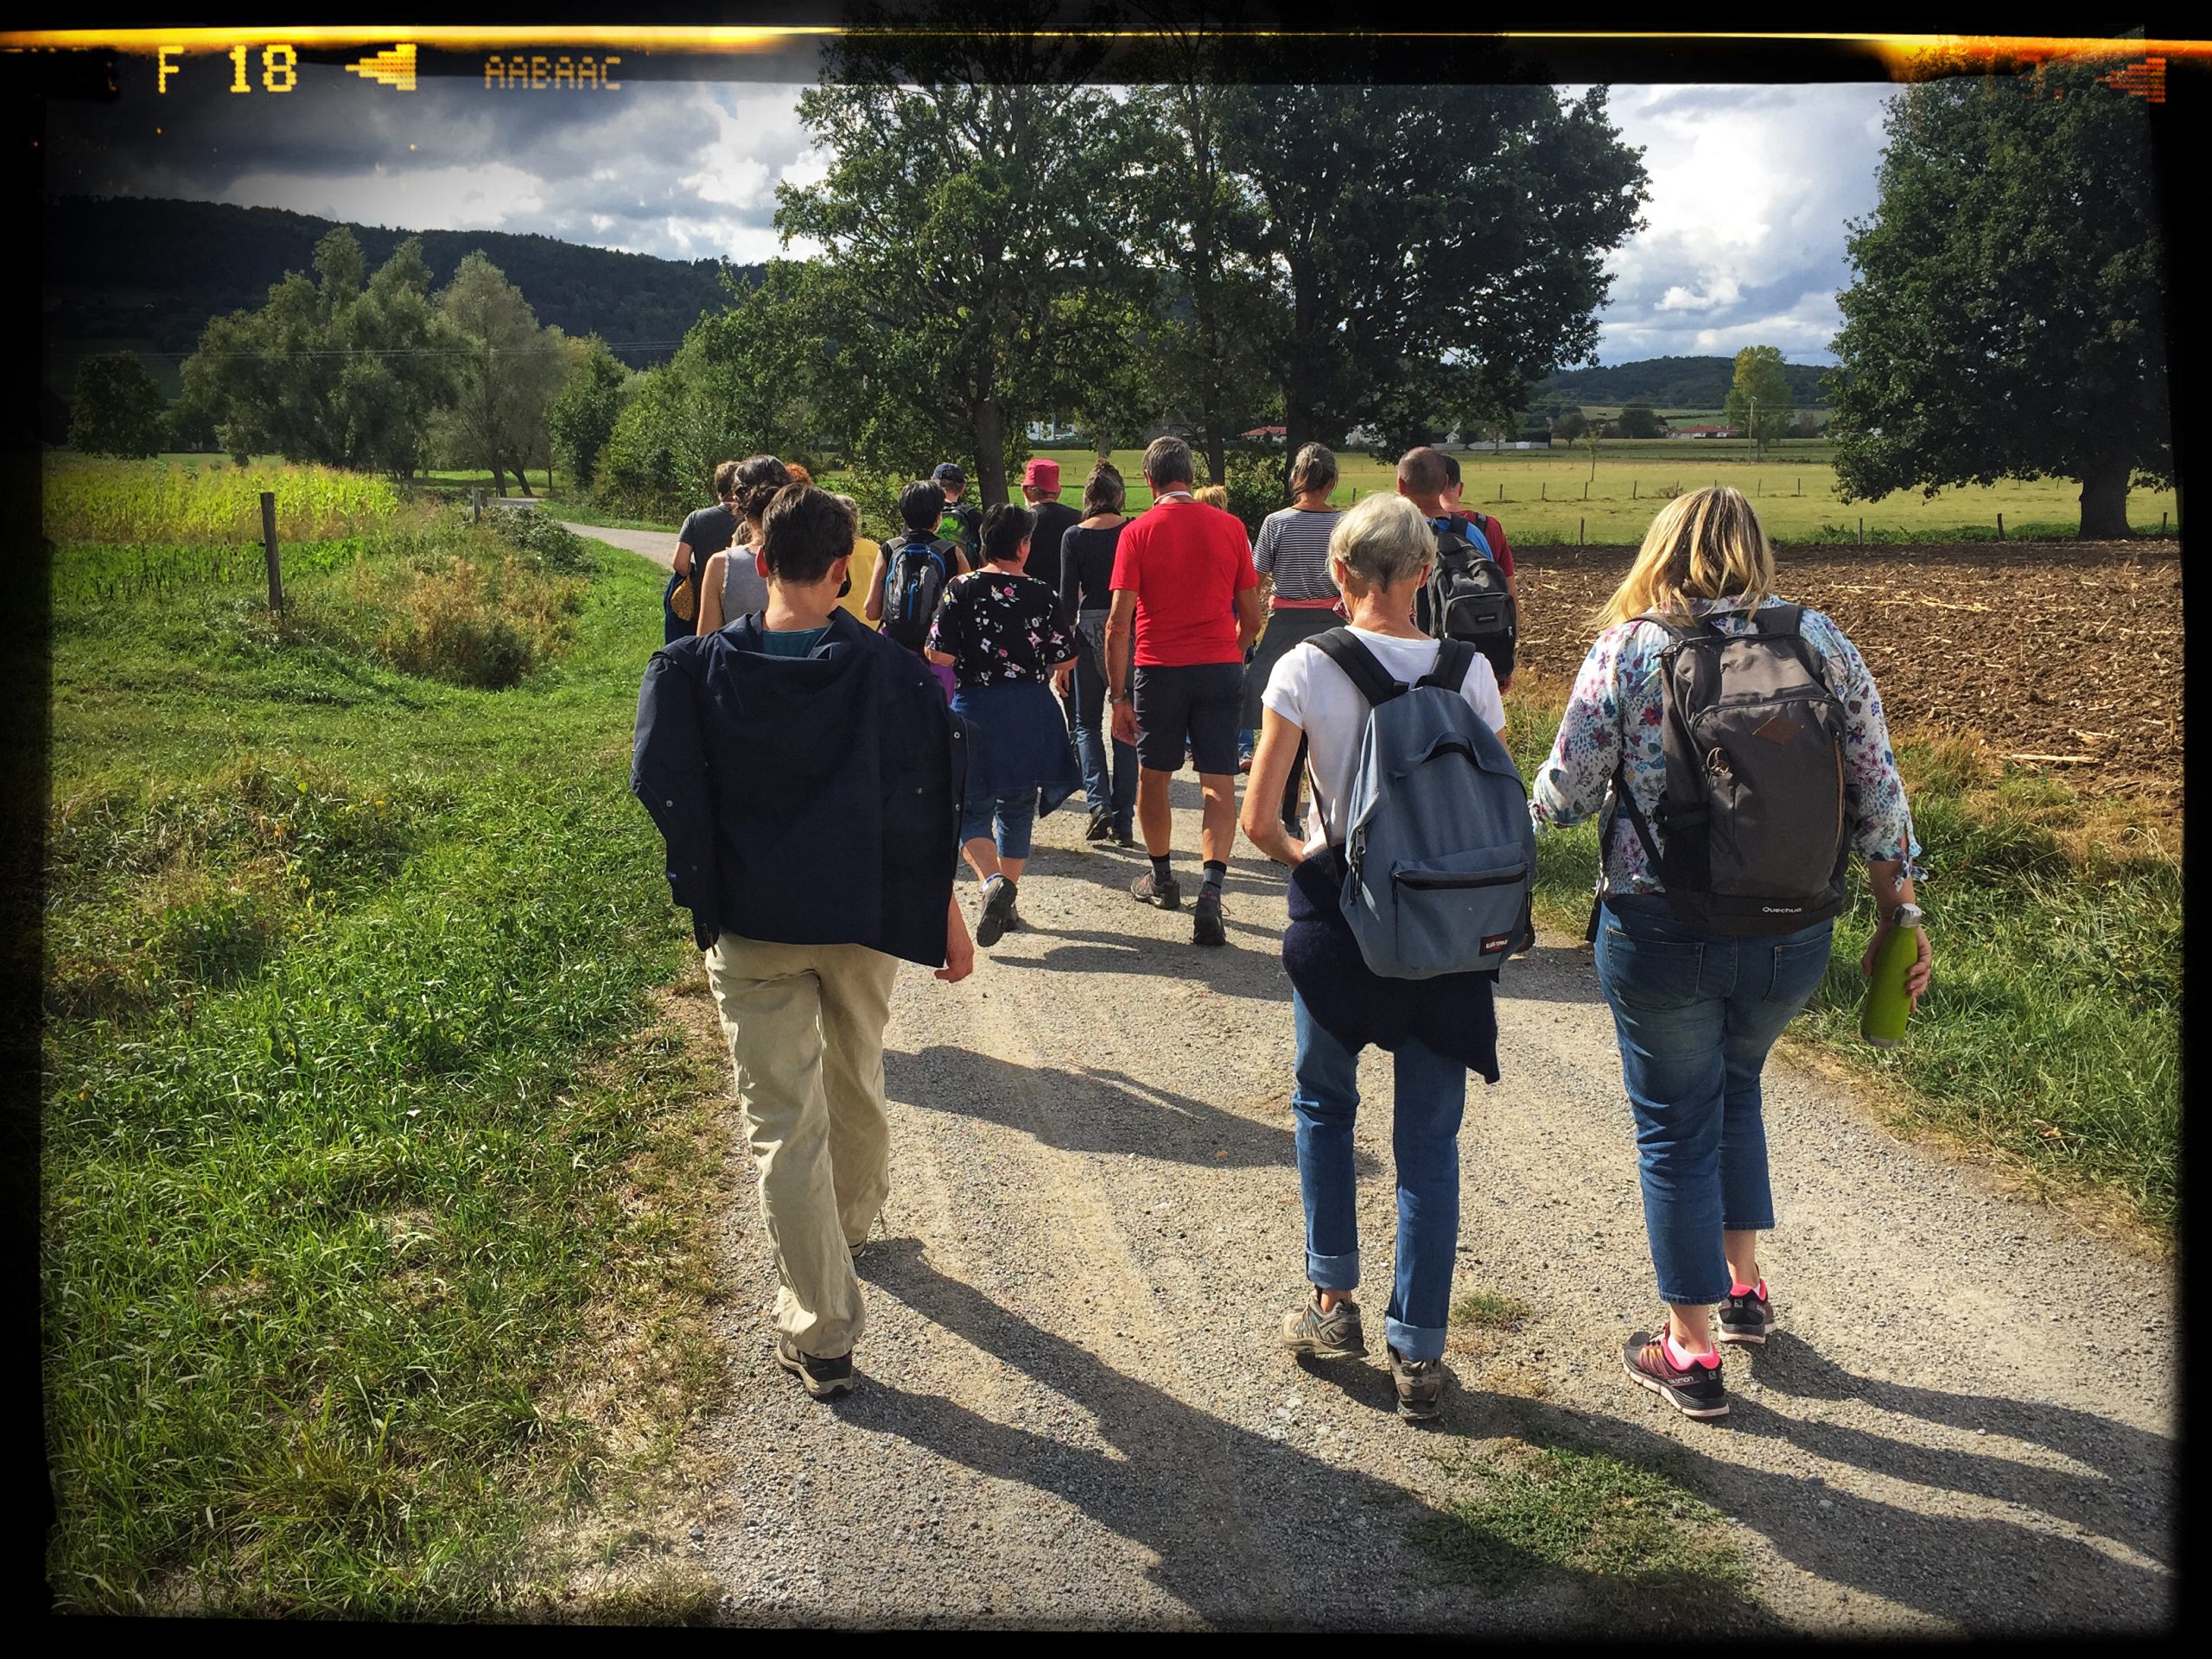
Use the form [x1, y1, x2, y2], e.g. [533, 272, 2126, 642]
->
[1291, 989, 1468, 1363]
[1593, 895, 1835, 1306]
[960, 789, 1039, 861]
[1071, 613, 1137, 833]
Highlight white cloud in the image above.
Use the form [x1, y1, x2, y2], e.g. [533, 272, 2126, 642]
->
[1588, 82, 1897, 365]
[215, 160, 549, 231]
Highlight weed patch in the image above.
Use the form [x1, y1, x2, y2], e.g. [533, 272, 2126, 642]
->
[1415, 1427, 1750, 1613]
[1452, 1291, 1535, 1331]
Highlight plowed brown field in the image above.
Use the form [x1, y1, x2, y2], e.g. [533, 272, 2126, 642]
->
[1511, 540, 2183, 823]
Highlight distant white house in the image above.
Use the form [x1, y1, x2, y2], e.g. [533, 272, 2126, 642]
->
[1026, 419, 1081, 443]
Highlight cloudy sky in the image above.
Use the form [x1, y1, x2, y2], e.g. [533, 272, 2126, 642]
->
[50, 57, 1897, 365]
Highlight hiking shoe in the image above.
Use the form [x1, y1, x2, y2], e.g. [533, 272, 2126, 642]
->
[1622, 1328, 1728, 1421]
[1131, 871, 1182, 909]
[1718, 1282, 1776, 1347]
[1084, 804, 1114, 842]
[1114, 823, 1135, 848]
[1389, 1345, 1446, 1421]
[1236, 753, 1254, 774]
[1280, 1290, 1366, 1360]
[976, 876, 1018, 948]
[1192, 890, 1227, 947]
[776, 1335, 855, 1401]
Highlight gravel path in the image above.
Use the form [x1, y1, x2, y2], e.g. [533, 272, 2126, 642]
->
[578, 521, 2177, 1634]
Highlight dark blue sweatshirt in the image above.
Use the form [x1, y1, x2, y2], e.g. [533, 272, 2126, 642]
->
[632, 610, 968, 966]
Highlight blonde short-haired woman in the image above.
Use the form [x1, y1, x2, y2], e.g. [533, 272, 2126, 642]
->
[1242, 491, 1507, 1422]
[1532, 486, 1931, 1422]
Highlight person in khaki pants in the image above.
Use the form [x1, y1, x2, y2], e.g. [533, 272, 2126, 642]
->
[634, 483, 974, 1400]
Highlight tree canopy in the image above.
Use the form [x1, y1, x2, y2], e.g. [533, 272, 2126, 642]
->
[434, 253, 570, 497]
[1724, 346, 1796, 456]
[1827, 69, 2171, 537]
[68, 352, 168, 458]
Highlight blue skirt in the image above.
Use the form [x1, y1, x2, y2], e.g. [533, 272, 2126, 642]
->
[952, 680, 1084, 818]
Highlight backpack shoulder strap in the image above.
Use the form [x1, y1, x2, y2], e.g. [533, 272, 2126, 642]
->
[1416, 637, 1478, 694]
[1312, 627, 1403, 708]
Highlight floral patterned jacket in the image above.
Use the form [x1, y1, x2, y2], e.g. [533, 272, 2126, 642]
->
[1529, 595, 1924, 896]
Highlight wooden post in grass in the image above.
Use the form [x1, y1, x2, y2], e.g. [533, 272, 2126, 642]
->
[1997, 512, 2005, 541]
[1632, 479, 1638, 499]
[259, 491, 283, 614]
[2161, 511, 2168, 537]
[1582, 480, 1589, 499]
[1541, 480, 1547, 500]
[471, 488, 484, 524]
[1497, 482, 1503, 502]
[1579, 517, 1586, 544]
[1859, 516, 1865, 545]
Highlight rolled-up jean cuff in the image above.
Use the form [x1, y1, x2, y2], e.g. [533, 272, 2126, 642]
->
[1386, 1318, 1446, 1364]
[1306, 1249, 1358, 1291]
[1656, 1273, 1733, 1308]
[1721, 1212, 1775, 1232]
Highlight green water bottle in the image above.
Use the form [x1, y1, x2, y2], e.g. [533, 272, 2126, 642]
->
[1859, 903, 1925, 1047]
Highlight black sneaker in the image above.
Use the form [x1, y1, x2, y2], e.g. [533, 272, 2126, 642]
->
[1131, 871, 1182, 909]
[776, 1335, 855, 1401]
[1192, 890, 1226, 947]
[1280, 1290, 1365, 1359]
[1718, 1282, 1776, 1347]
[1113, 824, 1135, 848]
[1621, 1328, 1728, 1421]
[975, 875, 1018, 948]
[1389, 1344, 1445, 1421]
[1084, 805, 1114, 842]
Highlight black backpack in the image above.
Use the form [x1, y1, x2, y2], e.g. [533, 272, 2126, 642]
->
[880, 534, 956, 648]
[1419, 518, 1516, 684]
[1600, 605, 1853, 936]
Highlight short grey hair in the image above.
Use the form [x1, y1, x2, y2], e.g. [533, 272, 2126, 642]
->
[1328, 492, 1435, 591]
[1141, 435, 1195, 487]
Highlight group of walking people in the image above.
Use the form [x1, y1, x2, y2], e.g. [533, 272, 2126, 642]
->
[632, 435, 1932, 1427]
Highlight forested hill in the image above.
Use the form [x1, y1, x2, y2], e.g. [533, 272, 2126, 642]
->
[1532, 355, 1837, 408]
[42, 196, 760, 368]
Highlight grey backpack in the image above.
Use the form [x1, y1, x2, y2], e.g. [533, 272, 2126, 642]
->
[1316, 631, 1535, 980]
[1605, 605, 1853, 935]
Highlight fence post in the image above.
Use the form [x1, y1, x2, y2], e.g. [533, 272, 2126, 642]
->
[1582, 480, 1589, 499]
[1541, 480, 1547, 500]
[1632, 479, 1637, 499]
[260, 491, 283, 614]
[2160, 511, 2168, 537]
[1796, 477, 1802, 496]
[471, 487, 483, 524]
[1579, 517, 1585, 545]
[1497, 482, 1503, 502]
[1858, 516, 1865, 546]
[1997, 512, 2005, 541]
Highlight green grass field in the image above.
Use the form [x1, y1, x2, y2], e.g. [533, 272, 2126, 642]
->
[1024, 445, 2179, 543]
[41, 461, 727, 1614]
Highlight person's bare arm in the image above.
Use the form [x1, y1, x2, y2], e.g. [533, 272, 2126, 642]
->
[864, 556, 886, 623]
[936, 893, 975, 983]
[1240, 709, 1308, 865]
[672, 539, 695, 579]
[1106, 588, 1139, 747]
[1235, 585, 1264, 654]
[695, 552, 726, 635]
[1860, 858, 1932, 1007]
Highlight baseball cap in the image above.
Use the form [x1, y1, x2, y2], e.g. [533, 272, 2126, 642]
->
[931, 462, 966, 486]
[1021, 457, 1060, 490]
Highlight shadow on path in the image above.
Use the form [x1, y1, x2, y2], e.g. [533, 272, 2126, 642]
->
[885, 1044, 1354, 1173]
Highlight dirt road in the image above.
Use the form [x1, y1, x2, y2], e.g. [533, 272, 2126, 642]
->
[583, 524, 2177, 1634]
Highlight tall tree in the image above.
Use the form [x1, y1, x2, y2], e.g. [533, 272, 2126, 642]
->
[435, 252, 569, 497]
[1828, 69, 2170, 537]
[773, 1, 1156, 505]
[1723, 346, 1795, 457]
[67, 352, 168, 458]
[1214, 84, 1648, 468]
[546, 334, 632, 491]
[175, 228, 451, 473]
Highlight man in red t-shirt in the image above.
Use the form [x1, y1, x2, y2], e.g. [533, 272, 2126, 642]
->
[1105, 435, 1263, 946]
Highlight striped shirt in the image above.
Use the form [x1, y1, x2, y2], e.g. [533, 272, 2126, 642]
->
[1252, 506, 1343, 604]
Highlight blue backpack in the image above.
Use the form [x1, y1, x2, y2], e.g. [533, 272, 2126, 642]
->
[1314, 630, 1535, 979]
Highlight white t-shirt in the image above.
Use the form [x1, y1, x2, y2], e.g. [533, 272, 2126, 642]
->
[1262, 626, 1507, 855]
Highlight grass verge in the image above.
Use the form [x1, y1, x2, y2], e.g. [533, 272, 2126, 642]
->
[1414, 1421, 1752, 1619]
[1501, 672, 2180, 1237]
[41, 486, 731, 1615]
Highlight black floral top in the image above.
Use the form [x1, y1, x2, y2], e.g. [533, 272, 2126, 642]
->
[926, 569, 1076, 689]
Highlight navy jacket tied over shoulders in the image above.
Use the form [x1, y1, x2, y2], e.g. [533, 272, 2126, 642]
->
[632, 610, 968, 968]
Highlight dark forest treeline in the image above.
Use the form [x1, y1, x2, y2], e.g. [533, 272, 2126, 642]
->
[43, 196, 760, 369]
[1532, 354, 1835, 409]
